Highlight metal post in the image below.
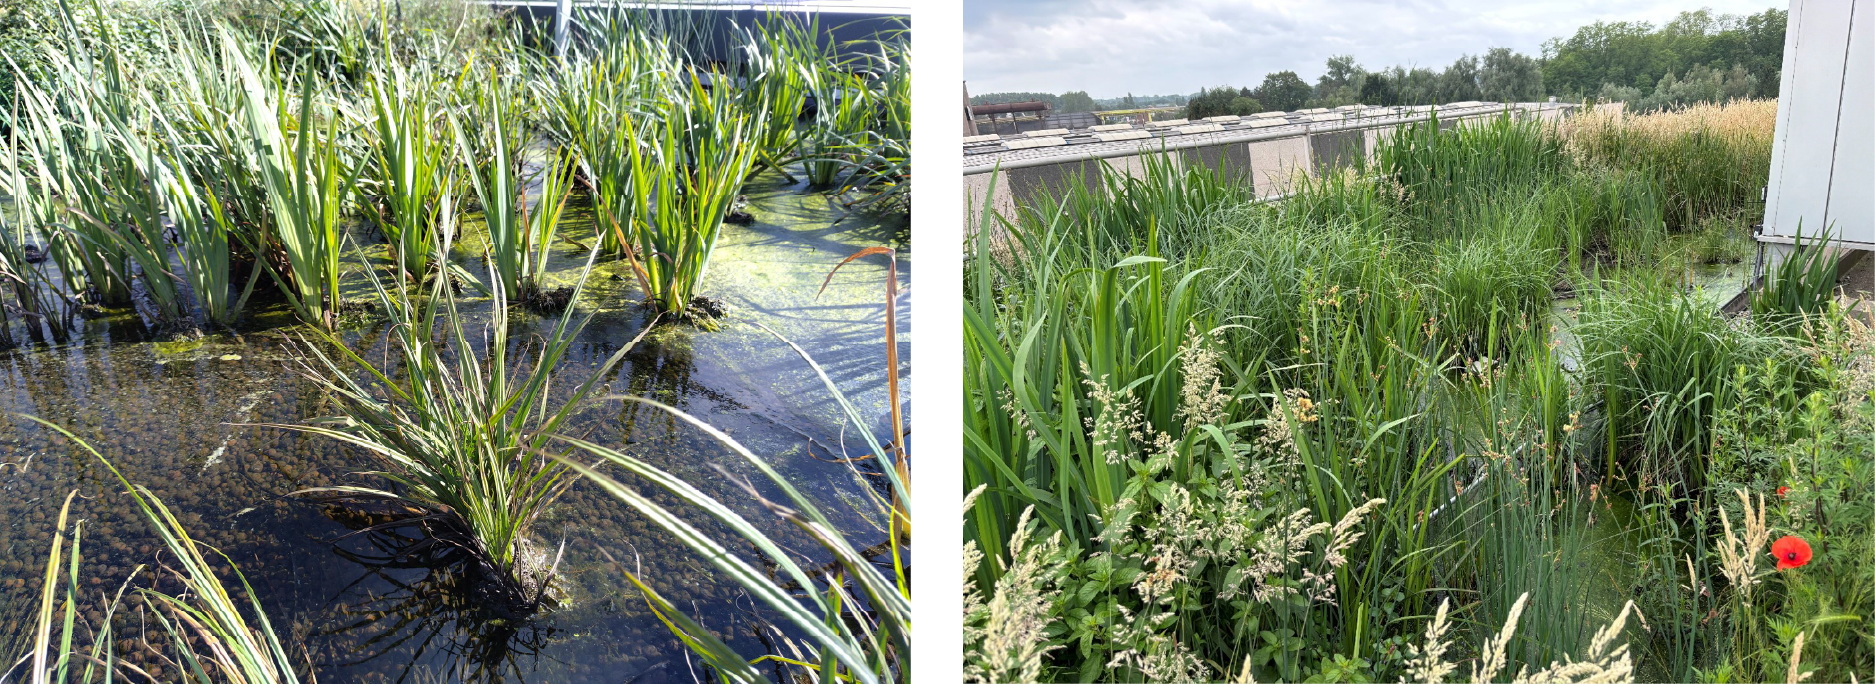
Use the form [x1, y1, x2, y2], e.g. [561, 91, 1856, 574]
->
[554, 0, 572, 60]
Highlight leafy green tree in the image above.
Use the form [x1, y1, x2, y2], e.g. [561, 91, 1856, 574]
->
[1541, 8, 1785, 100]
[1186, 85, 1248, 118]
[969, 91, 1062, 109]
[1479, 47, 1544, 102]
[1358, 72, 1397, 106]
[1311, 55, 1366, 108]
[1058, 90, 1096, 113]
[1633, 63, 1759, 111]
[1318, 54, 1363, 91]
[1252, 70, 1311, 111]
[1437, 55, 1482, 103]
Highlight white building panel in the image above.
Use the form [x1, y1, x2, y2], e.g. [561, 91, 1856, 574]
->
[1828, 2, 1872, 242]
[1763, 0, 1873, 244]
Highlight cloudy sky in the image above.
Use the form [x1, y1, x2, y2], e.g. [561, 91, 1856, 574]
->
[963, 0, 1784, 98]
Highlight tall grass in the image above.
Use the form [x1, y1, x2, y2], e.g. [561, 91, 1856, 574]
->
[1576, 276, 1803, 490]
[1561, 100, 1777, 230]
[1378, 112, 1567, 230]
[229, 30, 362, 329]
[964, 191, 1217, 557]
[824, 25, 911, 215]
[737, 13, 820, 177]
[799, 62, 876, 188]
[1750, 227, 1839, 330]
[1537, 166, 1668, 270]
[362, 56, 455, 284]
[965, 95, 1810, 682]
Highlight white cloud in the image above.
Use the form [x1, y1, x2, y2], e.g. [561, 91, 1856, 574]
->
[963, 0, 1784, 97]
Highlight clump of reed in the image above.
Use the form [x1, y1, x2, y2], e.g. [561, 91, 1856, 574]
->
[1378, 112, 1568, 229]
[1429, 208, 1557, 358]
[1751, 227, 1841, 331]
[823, 24, 912, 215]
[271, 228, 654, 614]
[361, 55, 456, 285]
[1560, 100, 1777, 231]
[620, 70, 763, 319]
[1536, 166, 1669, 270]
[0, 0, 906, 344]
[452, 80, 579, 306]
[1576, 276, 1806, 489]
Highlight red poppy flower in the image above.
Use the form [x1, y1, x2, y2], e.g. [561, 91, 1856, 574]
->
[1776, 486, 1791, 498]
[1771, 536, 1812, 571]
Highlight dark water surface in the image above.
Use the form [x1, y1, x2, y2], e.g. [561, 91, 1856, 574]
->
[0, 173, 911, 683]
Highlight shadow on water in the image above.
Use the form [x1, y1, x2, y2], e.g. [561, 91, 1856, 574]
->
[0, 169, 910, 684]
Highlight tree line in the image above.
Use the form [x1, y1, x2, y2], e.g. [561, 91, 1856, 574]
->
[972, 7, 1787, 119]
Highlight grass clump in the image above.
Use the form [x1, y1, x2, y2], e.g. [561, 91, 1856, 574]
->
[273, 231, 654, 614]
[1751, 228, 1841, 332]
[622, 72, 762, 320]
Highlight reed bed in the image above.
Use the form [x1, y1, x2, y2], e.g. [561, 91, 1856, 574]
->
[966, 100, 1874, 682]
[1, 0, 913, 680]
[0, 0, 908, 340]
[1560, 100, 1778, 230]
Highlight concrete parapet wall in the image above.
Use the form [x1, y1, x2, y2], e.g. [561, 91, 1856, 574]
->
[960, 103, 1578, 231]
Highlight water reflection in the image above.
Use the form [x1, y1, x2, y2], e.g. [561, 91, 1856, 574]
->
[317, 522, 562, 684]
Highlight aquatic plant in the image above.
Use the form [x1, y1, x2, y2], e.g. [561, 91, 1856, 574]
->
[799, 61, 877, 188]
[451, 81, 575, 304]
[1561, 100, 1777, 230]
[362, 56, 456, 284]
[228, 30, 363, 329]
[1751, 227, 1840, 331]
[540, 45, 655, 257]
[0, 116, 78, 340]
[1379, 111, 1568, 228]
[737, 13, 821, 177]
[1537, 166, 1668, 270]
[275, 225, 654, 613]
[623, 70, 761, 319]
[11, 417, 302, 684]
[4, 27, 175, 313]
[1577, 276, 1804, 486]
[823, 26, 912, 215]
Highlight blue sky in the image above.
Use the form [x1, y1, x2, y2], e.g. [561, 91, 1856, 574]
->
[964, 0, 1786, 98]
